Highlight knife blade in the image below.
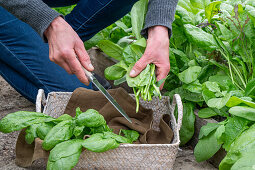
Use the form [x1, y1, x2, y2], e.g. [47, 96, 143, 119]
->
[82, 67, 132, 123]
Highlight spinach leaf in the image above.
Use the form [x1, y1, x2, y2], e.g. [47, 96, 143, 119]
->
[82, 133, 119, 152]
[76, 107, 82, 117]
[178, 66, 202, 84]
[183, 80, 202, 93]
[229, 106, 255, 121]
[97, 40, 123, 61]
[179, 102, 195, 145]
[131, 0, 148, 39]
[25, 124, 40, 144]
[198, 123, 219, 139]
[0, 111, 54, 133]
[73, 126, 85, 138]
[103, 131, 131, 143]
[55, 114, 73, 122]
[218, 117, 249, 151]
[37, 122, 55, 140]
[198, 108, 219, 118]
[104, 60, 127, 80]
[219, 124, 255, 170]
[90, 124, 112, 134]
[120, 129, 140, 143]
[194, 130, 221, 162]
[207, 93, 232, 109]
[226, 96, 255, 108]
[126, 63, 151, 87]
[47, 139, 83, 170]
[123, 46, 138, 65]
[231, 153, 255, 170]
[42, 120, 74, 150]
[76, 109, 106, 128]
[205, 1, 222, 23]
[184, 24, 218, 51]
[245, 78, 255, 96]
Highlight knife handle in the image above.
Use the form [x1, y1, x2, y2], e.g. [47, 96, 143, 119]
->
[82, 66, 93, 82]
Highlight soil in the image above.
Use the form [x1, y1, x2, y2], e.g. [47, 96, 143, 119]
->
[0, 73, 216, 170]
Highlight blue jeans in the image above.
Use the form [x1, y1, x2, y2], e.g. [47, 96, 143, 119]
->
[0, 0, 138, 103]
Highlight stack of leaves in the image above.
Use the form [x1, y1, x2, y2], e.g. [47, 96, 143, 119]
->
[0, 108, 139, 170]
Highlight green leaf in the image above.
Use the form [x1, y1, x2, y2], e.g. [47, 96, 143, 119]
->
[42, 120, 74, 151]
[229, 106, 255, 121]
[199, 123, 219, 139]
[194, 130, 221, 162]
[219, 124, 255, 170]
[246, 5, 255, 26]
[76, 109, 106, 128]
[73, 126, 85, 138]
[120, 129, 140, 143]
[114, 76, 126, 86]
[178, 66, 202, 84]
[245, 78, 255, 96]
[202, 84, 216, 103]
[82, 133, 119, 152]
[198, 108, 218, 118]
[226, 96, 255, 108]
[217, 23, 234, 41]
[204, 81, 221, 93]
[131, 0, 148, 39]
[115, 21, 128, 31]
[215, 125, 225, 141]
[183, 80, 202, 93]
[97, 40, 123, 61]
[207, 93, 232, 109]
[104, 61, 127, 80]
[25, 124, 40, 144]
[123, 46, 138, 65]
[36, 122, 55, 140]
[184, 24, 218, 51]
[205, 1, 222, 23]
[103, 131, 131, 144]
[55, 114, 73, 122]
[126, 64, 151, 87]
[47, 139, 83, 170]
[219, 117, 249, 151]
[76, 107, 82, 117]
[0, 111, 54, 133]
[179, 102, 195, 145]
[190, 0, 210, 9]
[231, 153, 255, 170]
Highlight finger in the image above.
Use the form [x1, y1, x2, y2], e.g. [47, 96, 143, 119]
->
[60, 62, 73, 74]
[75, 41, 94, 72]
[65, 50, 90, 85]
[129, 54, 152, 77]
[156, 65, 170, 90]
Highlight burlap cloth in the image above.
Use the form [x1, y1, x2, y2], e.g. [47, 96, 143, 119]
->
[15, 88, 173, 167]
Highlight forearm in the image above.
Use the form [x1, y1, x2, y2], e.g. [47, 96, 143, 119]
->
[0, 0, 61, 39]
[141, 0, 179, 38]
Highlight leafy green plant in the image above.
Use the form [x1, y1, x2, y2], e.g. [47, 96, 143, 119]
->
[0, 108, 139, 169]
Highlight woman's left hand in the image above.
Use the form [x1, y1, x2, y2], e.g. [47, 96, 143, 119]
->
[129, 25, 170, 90]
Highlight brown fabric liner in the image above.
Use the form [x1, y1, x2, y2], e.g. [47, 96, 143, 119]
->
[15, 87, 173, 167]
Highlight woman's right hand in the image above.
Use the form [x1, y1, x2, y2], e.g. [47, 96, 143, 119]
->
[44, 16, 94, 85]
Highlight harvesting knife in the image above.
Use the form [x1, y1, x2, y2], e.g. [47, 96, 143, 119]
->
[82, 67, 132, 123]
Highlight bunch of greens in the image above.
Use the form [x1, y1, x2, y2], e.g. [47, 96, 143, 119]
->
[0, 108, 139, 170]
[163, 0, 255, 168]
[97, 0, 162, 112]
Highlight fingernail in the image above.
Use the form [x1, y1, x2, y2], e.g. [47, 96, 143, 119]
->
[130, 70, 135, 76]
[89, 64, 94, 70]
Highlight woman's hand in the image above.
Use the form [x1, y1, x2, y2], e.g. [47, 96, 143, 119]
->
[129, 25, 170, 89]
[44, 16, 94, 85]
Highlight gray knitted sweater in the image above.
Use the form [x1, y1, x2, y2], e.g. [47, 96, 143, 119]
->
[0, 0, 178, 40]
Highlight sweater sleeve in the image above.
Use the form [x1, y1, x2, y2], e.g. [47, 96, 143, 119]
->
[141, 0, 179, 38]
[0, 0, 61, 39]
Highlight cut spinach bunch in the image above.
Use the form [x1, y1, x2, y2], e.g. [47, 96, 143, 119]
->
[0, 108, 140, 170]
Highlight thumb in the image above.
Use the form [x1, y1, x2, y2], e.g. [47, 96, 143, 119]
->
[129, 55, 151, 77]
